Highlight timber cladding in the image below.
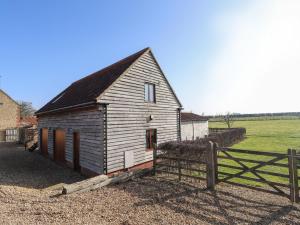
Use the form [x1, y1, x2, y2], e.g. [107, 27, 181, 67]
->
[0, 90, 20, 130]
[38, 108, 105, 174]
[98, 51, 181, 173]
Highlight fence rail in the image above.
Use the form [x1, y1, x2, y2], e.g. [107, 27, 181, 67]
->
[153, 142, 216, 189]
[153, 141, 299, 203]
[4, 128, 19, 142]
[216, 147, 299, 202]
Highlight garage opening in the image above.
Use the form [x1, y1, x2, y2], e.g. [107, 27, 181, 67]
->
[41, 128, 48, 156]
[53, 129, 66, 162]
[73, 132, 80, 171]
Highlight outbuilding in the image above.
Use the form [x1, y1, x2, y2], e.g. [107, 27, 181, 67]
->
[36, 48, 182, 176]
[181, 112, 209, 140]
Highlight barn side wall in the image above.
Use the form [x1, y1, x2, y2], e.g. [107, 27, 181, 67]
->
[37, 108, 104, 174]
[181, 121, 209, 141]
[98, 51, 181, 173]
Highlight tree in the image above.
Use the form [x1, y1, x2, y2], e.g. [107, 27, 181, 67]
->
[223, 112, 234, 128]
[18, 101, 36, 118]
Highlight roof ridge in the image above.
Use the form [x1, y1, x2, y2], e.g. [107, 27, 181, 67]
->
[72, 47, 150, 86]
[36, 47, 150, 115]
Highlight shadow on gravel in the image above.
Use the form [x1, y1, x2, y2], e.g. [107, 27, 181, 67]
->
[0, 143, 84, 189]
[117, 176, 300, 225]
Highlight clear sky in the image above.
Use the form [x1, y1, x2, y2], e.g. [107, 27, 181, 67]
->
[1, 0, 299, 115]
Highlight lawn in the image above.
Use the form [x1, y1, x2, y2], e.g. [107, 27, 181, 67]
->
[209, 119, 300, 188]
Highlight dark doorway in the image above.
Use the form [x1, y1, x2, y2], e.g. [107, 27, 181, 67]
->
[53, 129, 66, 162]
[73, 132, 80, 171]
[41, 128, 48, 156]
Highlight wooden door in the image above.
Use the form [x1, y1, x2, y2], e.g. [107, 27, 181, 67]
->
[73, 132, 80, 171]
[41, 128, 48, 155]
[54, 129, 66, 162]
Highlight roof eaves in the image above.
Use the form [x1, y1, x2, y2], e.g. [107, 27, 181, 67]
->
[35, 101, 98, 116]
[96, 47, 151, 102]
[147, 50, 183, 108]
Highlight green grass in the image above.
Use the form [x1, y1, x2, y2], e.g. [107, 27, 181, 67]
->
[209, 119, 300, 188]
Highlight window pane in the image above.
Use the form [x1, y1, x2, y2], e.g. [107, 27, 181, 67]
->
[149, 84, 154, 102]
[145, 84, 149, 101]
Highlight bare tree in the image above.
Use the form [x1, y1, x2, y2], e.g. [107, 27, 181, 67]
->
[223, 112, 234, 128]
[18, 101, 36, 118]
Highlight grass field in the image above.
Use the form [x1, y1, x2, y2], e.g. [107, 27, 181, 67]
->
[209, 119, 300, 188]
[210, 119, 300, 151]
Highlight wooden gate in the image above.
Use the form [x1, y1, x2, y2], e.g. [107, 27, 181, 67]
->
[216, 147, 300, 202]
[5, 128, 19, 142]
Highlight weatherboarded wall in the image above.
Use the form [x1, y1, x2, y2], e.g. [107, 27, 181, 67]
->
[98, 51, 181, 173]
[0, 90, 20, 130]
[37, 108, 105, 174]
[181, 121, 209, 141]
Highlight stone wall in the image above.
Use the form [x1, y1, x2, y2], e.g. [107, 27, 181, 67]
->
[0, 90, 20, 130]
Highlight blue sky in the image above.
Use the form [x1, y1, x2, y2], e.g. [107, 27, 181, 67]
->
[1, 0, 299, 114]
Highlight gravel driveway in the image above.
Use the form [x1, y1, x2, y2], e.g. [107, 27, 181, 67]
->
[0, 143, 299, 225]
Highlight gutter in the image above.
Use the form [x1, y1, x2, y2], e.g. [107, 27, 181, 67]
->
[35, 101, 101, 116]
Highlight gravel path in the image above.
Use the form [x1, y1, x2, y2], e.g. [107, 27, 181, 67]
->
[0, 143, 299, 225]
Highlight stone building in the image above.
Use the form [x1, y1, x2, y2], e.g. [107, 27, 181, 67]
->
[0, 89, 20, 141]
[0, 89, 20, 130]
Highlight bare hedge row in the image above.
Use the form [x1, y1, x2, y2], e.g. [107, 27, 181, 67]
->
[157, 128, 246, 157]
[208, 128, 246, 147]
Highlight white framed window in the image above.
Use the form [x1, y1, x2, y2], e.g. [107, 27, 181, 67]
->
[144, 83, 155, 103]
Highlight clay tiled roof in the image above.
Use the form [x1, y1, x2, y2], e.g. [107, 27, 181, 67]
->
[36, 48, 149, 115]
[181, 112, 208, 122]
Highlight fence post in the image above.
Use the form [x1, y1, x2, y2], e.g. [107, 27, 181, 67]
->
[213, 142, 218, 183]
[207, 141, 216, 190]
[288, 149, 299, 203]
[153, 144, 157, 176]
[178, 150, 182, 181]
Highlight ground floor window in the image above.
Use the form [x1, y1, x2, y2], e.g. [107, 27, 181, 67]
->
[146, 129, 157, 150]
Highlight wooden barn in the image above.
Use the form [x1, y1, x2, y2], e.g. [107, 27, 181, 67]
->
[36, 48, 182, 176]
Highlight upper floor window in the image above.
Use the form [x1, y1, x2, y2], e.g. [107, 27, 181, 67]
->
[145, 83, 156, 103]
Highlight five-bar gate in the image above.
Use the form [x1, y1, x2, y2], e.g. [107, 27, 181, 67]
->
[216, 147, 299, 202]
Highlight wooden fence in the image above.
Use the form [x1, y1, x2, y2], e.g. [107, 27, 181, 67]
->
[153, 142, 216, 189]
[4, 128, 19, 142]
[153, 141, 300, 202]
[216, 147, 299, 202]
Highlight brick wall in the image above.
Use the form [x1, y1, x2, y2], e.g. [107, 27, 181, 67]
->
[0, 90, 20, 130]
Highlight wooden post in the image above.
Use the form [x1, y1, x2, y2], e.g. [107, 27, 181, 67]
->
[178, 157, 182, 181]
[207, 141, 216, 190]
[213, 142, 218, 183]
[288, 149, 299, 203]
